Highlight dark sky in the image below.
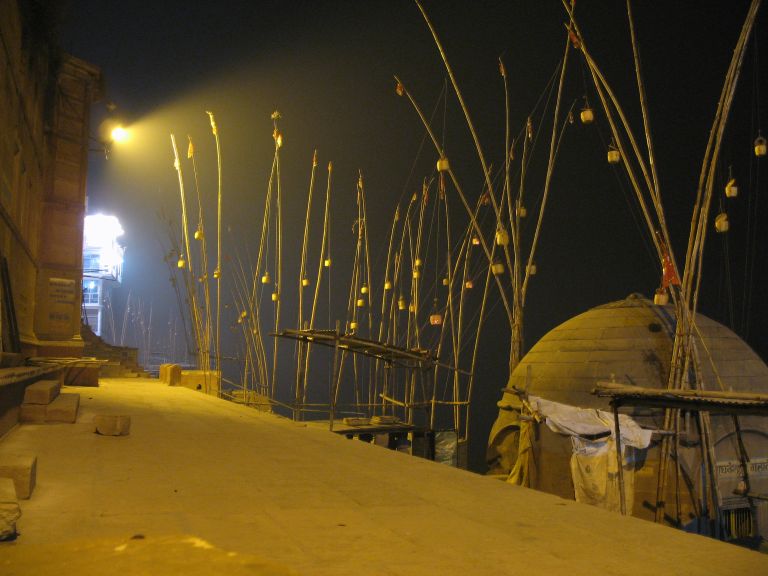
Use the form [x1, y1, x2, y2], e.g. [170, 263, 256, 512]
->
[58, 1, 767, 468]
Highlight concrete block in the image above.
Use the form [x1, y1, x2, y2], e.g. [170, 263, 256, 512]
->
[94, 414, 131, 436]
[19, 402, 47, 423]
[0, 477, 20, 541]
[0, 454, 36, 498]
[23, 379, 60, 404]
[45, 393, 80, 423]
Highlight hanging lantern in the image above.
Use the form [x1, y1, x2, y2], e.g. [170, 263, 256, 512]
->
[465, 279, 474, 289]
[442, 276, 449, 286]
[261, 271, 271, 284]
[414, 258, 422, 267]
[715, 212, 729, 233]
[194, 228, 203, 240]
[529, 263, 537, 276]
[302, 277, 310, 287]
[580, 107, 595, 124]
[755, 135, 767, 157]
[177, 256, 186, 269]
[607, 143, 621, 164]
[491, 261, 505, 275]
[471, 235, 481, 246]
[324, 258, 331, 267]
[495, 226, 510, 246]
[413, 269, 421, 279]
[517, 205, 527, 218]
[437, 156, 450, 172]
[653, 288, 669, 306]
[271, 292, 279, 302]
[429, 300, 443, 326]
[408, 303, 415, 313]
[213, 268, 221, 279]
[356, 298, 365, 308]
[241, 310, 247, 319]
[384, 279, 392, 291]
[397, 296, 406, 311]
[725, 178, 738, 198]
[274, 129, 283, 148]
[360, 284, 368, 294]
[349, 321, 358, 330]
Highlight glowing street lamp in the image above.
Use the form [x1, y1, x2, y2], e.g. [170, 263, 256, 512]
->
[111, 125, 129, 143]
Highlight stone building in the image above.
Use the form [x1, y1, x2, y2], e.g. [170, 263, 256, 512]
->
[0, 0, 101, 358]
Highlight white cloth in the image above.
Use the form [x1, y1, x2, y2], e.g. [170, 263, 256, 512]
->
[530, 396, 652, 449]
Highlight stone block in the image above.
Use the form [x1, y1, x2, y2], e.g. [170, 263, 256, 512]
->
[45, 392, 80, 423]
[0, 454, 36, 498]
[167, 364, 181, 386]
[23, 379, 60, 405]
[19, 402, 46, 423]
[0, 477, 20, 541]
[94, 414, 131, 436]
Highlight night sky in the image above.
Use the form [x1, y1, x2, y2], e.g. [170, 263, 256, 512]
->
[58, 1, 767, 468]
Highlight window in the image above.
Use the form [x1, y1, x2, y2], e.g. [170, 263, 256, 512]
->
[82, 279, 100, 305]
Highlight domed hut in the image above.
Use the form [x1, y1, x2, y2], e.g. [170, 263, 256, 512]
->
[487, 294, 768, 544]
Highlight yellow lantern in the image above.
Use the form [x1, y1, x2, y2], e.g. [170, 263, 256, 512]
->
[302, 277, 310, 287]
[725, 178, 738, 198]
[715, 212, 729, 233]
[465, 279, 474, 289]
[398, 296, 406, 311]
[580, 107, 594, 124]
[324, 258, 331, 267]
[442, 276, 449, 286]
[517, 205, 527, 218]
[360, 284, 368, 294]
[213, 268, 221, 279]
[414, 258, 422, 267]
[471, 235, 480, 246]
[271, 292, 279, 302]
[349, 321, 358, 330]
[755, 135, 767, 157]
[607, 146, 621, 164]
[528, 263, 537, 276]
[491, 261, 505, 275]
[413, 269, 421, 279]
[437, 156, 450, 172]
[194, 228, 203, 240]
[384, 280, 392, 291]
[261, 271, 271, 284]
[495, 227, 509, 246]
[177, 256, 186, 269]
[653, 288, 669, 306]
[356, 298, 365, 308]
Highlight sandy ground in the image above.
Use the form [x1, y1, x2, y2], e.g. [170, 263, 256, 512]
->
[0, 377, 766, 575]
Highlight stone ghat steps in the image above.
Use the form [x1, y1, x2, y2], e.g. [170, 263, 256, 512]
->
[80, 324, 149, 378]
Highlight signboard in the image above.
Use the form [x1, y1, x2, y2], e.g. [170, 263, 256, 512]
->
[47, 277, 76, 331]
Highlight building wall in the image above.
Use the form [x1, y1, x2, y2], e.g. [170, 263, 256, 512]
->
[0, 0, 101, 357]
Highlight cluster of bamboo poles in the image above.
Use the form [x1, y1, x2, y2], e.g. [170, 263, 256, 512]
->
[160, 0, 585, 444]
[165, 112, 222, 394]
[562, 0, 763, 527]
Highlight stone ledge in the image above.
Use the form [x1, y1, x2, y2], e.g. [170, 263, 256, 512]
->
[46, 393, 80, 423]
[0, 453, 36, 498]
[23, 380, 61, 405]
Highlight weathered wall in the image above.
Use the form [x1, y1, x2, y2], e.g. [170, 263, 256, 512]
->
[0, 1, 101, 357]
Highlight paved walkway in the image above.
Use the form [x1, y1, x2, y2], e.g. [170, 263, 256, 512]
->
[1, 378, 766, 574]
